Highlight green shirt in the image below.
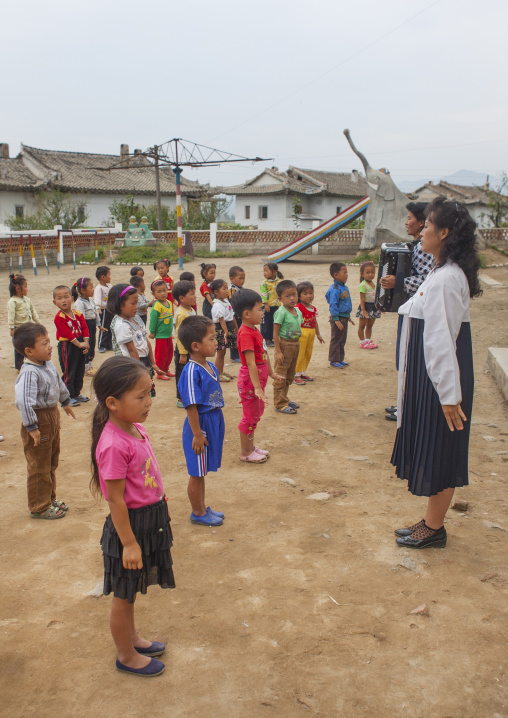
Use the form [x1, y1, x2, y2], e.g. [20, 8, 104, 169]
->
[149, 300, 173, 339]
[273, 306, 303, 340]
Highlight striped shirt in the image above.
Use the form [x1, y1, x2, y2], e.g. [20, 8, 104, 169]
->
[15, 360, 70, 431]
[405, 238, 435, 297]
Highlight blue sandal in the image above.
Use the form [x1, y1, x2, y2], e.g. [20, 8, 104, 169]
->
[276, 406, 297, 414]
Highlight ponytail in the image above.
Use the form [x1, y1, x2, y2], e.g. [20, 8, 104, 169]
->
[264, 262, 283, 280]
[72, 277, 91, 301]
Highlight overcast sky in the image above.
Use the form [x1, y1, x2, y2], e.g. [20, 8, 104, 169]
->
[2, 0, 507, 190]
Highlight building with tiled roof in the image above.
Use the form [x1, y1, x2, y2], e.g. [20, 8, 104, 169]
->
[412, 179, 495, 228]
[221, 166, 368, 230]
[0, 143, 209, 229]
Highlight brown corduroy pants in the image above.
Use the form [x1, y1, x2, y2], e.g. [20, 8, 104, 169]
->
[328, 318, 349, 364]
[21, 406, 61, 514]
[273, 338, 300, 410]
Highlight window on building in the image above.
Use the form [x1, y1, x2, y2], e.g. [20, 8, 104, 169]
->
[15, 205, 24, 218]
[336, 206, 342, 215]
[245, 205, 250, 220]
[258, 206, 268, 219]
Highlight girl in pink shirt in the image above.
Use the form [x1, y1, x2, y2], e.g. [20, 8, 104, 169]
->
[91, 355, 174, 677]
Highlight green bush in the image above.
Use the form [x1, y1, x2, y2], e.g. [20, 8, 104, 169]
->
[347, 251, 380, 265]
[194, 249, 247, 259]
[114, 242, 190, 265]
[79, 247, 105, 263]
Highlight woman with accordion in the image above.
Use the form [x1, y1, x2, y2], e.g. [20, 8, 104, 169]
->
[391, 197, 481, 549]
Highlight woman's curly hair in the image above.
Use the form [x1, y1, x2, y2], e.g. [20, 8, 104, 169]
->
[425, 197, 482, 298]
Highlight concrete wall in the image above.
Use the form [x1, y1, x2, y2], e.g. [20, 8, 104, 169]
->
[0, 190, 38, 230]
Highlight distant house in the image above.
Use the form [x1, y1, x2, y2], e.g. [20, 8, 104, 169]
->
[412, 180, 494, 228]
[222, 166, 369, 231]
[0, 143, 208, 229]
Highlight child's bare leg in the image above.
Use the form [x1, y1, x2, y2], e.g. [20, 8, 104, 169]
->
[240, 430, 254, 457]
[129, 595, 152, 649]
[188, 475, 206, 516]
[358, 318, 367, 341]
[111, 597, 150, 668]
[365, 318, 375, 340]
[215, 349, 225, 375]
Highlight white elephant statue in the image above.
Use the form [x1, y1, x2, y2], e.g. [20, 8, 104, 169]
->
[344, 129, 408, 250]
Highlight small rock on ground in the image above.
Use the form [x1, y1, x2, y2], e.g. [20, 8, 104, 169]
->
[479, 571, 498, 582]
[483, 436, 496, 442]
[87, 581, 104, 597]
[409, 604, 429, 616]
[451, 499, 469, 512]
[281, 478, 296, 487]
[398, 557, 419, 572]
[319, 429, 336, 438]
[347, 456, 370, 462]
[307, 492, 331, 501]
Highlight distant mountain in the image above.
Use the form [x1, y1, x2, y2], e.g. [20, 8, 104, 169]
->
[397, 170, 499, 194]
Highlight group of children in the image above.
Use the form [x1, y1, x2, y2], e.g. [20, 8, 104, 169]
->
[8, 256, 383, 676]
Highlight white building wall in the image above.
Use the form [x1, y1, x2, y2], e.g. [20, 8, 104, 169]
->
[0, 190, 38, 229]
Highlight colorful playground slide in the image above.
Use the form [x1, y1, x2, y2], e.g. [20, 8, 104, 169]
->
[268, 196, 370, 262]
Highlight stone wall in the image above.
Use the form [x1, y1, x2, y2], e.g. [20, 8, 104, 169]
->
[478, 227, 508, 249]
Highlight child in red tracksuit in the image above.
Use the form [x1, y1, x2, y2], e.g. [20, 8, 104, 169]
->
[148, 280, 175, 380]
[53, 285, 90, 407]
[232, 289, 283, 464]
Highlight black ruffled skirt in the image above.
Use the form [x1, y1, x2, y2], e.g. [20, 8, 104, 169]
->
[100, 498, 175, 603]
[391, 318, 474, 497]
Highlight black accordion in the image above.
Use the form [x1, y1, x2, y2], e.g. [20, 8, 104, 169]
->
[375, 242, 412, 312]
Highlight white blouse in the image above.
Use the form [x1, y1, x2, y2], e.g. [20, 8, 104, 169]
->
[397, 261, 470, 419]
[211, 298, 235, 323]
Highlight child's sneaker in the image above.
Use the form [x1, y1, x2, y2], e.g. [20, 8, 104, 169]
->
[301, 374, 314, 381]
[207, 506, 225, 519]
[360, 339, 370, 349]
[157, 374, 171, 381]
[190, 511, 223, 526]
[219, 373, 232, 382]
[294, 377, 306, 385]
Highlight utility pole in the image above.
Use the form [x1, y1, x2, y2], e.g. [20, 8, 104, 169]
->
[153, 147, 163, 231]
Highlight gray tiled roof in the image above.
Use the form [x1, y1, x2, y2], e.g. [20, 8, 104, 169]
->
[0, 157, 40, 190]
[221, 166, 368, 198]
[290, 167, 369, 197]
[413, 181, 491, 205]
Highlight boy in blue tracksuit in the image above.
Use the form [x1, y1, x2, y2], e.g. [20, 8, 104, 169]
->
[325, 262, 355, 368]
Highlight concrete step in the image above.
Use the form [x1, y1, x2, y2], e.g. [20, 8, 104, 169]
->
[487, 347, 508, 401]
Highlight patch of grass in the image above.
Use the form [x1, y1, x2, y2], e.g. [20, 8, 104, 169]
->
[115, 242, 190, 265]
[194, 249, 247, 259]
[347, 251, 380, 265]
[79, 247, 105, 263]
[487, 243, 508, 257]
[479, 253, 487, 269]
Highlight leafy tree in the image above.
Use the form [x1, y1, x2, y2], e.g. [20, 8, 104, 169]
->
[107, 195, 232, 231]
[291, 196, 303, 228]
[5, 188, 89, 230]
[485, 172, 508, 227]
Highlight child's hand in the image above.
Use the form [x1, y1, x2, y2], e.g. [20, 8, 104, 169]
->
[362, 311, 369, 319]
[348, 318, 356, 326]
[63, 405, 76, 419]
[122, 542, 143, 570]
[254, 387, 268, 404]
[192, 433, 208, 455]
[179, 354, 188, 364]
[10, 328, 14, 337]
[316, 333, 325, 344]
[99, 326, 108, 332]
[153, 364, 167, 376]
[29, 429, 41, 447]
[335, 321, 344, 330]
[148, 333, 155, 339]
[275, 351, 284, 365]
[270, 372, 285, 382]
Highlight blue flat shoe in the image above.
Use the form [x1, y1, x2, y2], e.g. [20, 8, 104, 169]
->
[288, 401, 300, 409]
[190, 511, 223, 526]
[76, 395, 90, 402]
[207, 506, 225, 519]
[135, 641, 166, 657]
[330, 362, 345, 368]
[339, 361, 349, 367]
[115, 658, 165, 676]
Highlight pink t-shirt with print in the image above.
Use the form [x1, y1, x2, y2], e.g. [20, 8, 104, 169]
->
[96, 421, 164, 509]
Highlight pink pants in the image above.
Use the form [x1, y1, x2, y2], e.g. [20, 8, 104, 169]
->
[237, 363, 268, 437]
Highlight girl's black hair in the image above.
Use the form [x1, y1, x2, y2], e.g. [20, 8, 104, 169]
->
[90, 356, 150, 497]
[406, 201, 428, 225]
[229, 265, 244, 279]
[9, 273, 26, 297]
[106, 283, 138, 316]
[297, 281, 314, 299]
[180, 271, 195, 282]
[231, 289, 262, 317]
[173, 280, 195, 304]
[263, 262, 283, 279]
[130, 275, 144, 289]
[154, 258, 171, 270]
[276, 279, 297, 297]
[200, 262, 216, 279]
[71, 277, 91, 301]
[96, 265, 110, 280]
[425, 197, 482, 298]
[151, 279, 167, 293]
[359, 261, 375, 281]
[210, 278, 227, 296]
[130, 266, 144, 276]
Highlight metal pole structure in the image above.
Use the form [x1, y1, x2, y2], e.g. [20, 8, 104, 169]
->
[173, 166, 183, 270]
[94, 231, 99, 264]
[18, 234, 23, 274]
[154, 147, 162, 231]
[9, 235, 13, 275]
[39, 234, 50, 274]
[72, 230, 76, 270]
[28, 234, 37, 276]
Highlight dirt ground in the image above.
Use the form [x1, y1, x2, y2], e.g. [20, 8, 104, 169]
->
[0, 253, 507, 718]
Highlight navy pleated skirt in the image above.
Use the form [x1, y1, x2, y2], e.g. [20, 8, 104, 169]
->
[391, 318, 474, 497]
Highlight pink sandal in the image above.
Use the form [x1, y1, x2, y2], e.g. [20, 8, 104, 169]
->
[367, 340, 379, 349]
[240, 450, 268, 464]
[254, 446, 270, 457]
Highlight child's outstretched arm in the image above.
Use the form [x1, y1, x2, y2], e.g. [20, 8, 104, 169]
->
[273, 323, 283, 365]
[106, 480, 143, 570]
[186, 405, 208, 454]
[360, 290, 369, 319]
[219, 316, 228, 338]
[314, 318, 325, 344]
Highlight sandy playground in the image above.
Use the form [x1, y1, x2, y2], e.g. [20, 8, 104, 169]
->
[0, 252, 507, 718]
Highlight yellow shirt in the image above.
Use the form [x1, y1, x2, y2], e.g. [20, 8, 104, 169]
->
[175, 305, 197, 354]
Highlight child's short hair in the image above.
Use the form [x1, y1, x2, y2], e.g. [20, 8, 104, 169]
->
[178, 315, 213, 353]
[210, 278, 227, 296]
[297, 281, 314, 299]
[107, 283, 138, 316]
[154, 258, 171, 270]
[173, 280, 195, 304]
[151, 279, 167, 293]
[264, 262, 283, 279]
[359, 261, 375, 280]
[53, 284, 71, 298]
[130, 275, 144, 289]
[329, 262, 346, 277]
[71, 277, 91, 301]
[200, 262, 216, 278]
[229, 265, 244, 279]
[8, 274, 26, 297]
[13, 323, 48, 355]
[180, 271, 195, 282]
[231, 289, 262, 317]
[276, 279, 297, 297]
[130, 266, 143, 276]
[96, 265, 110, 280]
